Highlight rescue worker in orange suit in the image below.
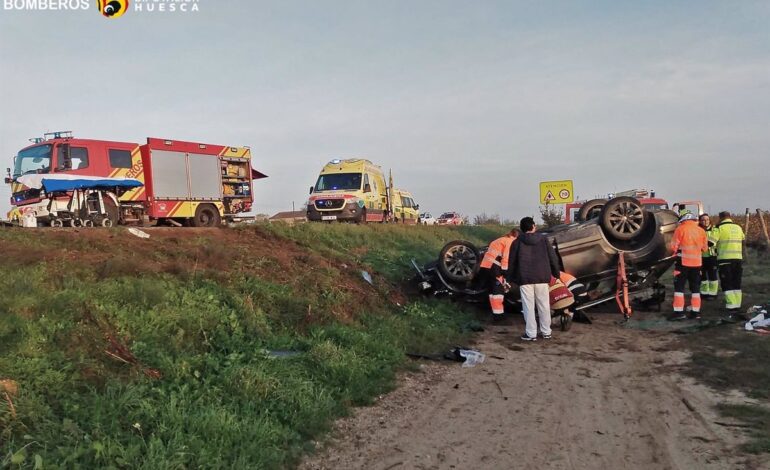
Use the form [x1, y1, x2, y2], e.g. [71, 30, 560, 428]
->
[479, 228, 519, 320]
[669, 212, 708, 320]
[559, 271, 588, 304]
[554, 271, 587, 331]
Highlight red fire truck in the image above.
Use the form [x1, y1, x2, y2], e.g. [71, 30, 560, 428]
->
[6, 132, 267, 227]
[564, 189, 702, 224]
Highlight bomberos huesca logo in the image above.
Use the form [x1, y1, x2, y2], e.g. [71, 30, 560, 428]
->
[2, 0, 201, 14]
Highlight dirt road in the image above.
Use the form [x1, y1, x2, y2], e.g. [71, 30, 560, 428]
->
[301, 313, 762, 470]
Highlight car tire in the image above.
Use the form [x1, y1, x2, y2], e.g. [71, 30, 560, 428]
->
[577, 198, 607, 222]
[437, 240, 481, 283]
[600, 196, 647, 241]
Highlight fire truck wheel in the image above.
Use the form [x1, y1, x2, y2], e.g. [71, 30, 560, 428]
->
[103, 197, 119, 226]
[192, 204, 221, 227]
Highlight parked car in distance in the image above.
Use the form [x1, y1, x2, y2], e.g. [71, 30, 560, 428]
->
[437, 212, 463, 225]
[420, 212, 436, 225]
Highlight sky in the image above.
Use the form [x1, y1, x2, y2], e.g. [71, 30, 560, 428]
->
[1, 1, 768, 221]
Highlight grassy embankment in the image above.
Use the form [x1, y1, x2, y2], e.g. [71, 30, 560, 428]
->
[0, 223, 502, 468]
[680, 249, 770, 453]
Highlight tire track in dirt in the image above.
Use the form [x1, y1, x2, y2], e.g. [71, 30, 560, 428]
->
[301, 315, 761, 470]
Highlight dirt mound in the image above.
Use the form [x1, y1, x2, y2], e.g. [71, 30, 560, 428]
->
[0, 226, 384, 321]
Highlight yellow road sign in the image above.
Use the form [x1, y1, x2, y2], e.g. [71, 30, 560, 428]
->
[539, 180, 574, 204]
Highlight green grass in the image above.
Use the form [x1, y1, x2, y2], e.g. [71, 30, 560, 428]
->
[0, 224, 492, 468]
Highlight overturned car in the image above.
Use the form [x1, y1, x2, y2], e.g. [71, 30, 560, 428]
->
[413, 197, 680, 314]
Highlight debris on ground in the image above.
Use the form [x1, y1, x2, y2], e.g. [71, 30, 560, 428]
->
[443, 347, 485, 367]
[745, 304, 770, 332]
[361, 270, 373, 286]
[127, 228, 150, 239]
[266, 350, 303, 358]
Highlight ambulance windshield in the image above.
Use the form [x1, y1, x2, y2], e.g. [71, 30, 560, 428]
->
[314, 173, 362, 191]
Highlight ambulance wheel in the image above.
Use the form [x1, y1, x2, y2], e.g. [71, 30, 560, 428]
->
[437, 240, 480, 283]
[600, 197, 647, 241]
[101, 218, 114, 228]
[67, 219, 79, 228]
[192, 204, 221, 227]
[50, 219, 63, 228]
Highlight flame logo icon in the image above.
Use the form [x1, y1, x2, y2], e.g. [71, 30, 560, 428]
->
[97, 0, 129, 18]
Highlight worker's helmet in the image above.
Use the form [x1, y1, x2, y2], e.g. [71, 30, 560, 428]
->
[678, 211, 697, 223]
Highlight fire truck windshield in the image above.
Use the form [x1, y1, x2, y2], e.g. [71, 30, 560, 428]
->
[314, 173, 362, 191]
[13, 144, 52, 177]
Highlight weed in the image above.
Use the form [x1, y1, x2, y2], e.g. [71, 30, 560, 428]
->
[0, 225, 484, 468]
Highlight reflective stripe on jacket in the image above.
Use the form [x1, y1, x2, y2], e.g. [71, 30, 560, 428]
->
[716, 219, 745, 261]
[703, 225, 718, 258]
[671, 220, 708, 267]
[480, 236, 515, 270]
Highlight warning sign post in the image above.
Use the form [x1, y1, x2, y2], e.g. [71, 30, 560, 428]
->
[539, 180, 574, 204]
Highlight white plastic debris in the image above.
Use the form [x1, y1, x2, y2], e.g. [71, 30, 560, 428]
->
[458, 349, 486, 368]
[127, 228, 151, 239]
[361, 270, 373, 286]
[745, 312, 770, 331]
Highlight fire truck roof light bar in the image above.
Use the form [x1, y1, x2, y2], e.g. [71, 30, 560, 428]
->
[43, 131, 73, 140]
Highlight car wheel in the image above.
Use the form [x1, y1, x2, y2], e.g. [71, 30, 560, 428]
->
[577, 198, 607, 222]
[600, 196, 647, 241]
[437, 240, 480, 283]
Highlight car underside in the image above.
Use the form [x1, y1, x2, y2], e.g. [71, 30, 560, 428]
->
[413, 197, 679, 313]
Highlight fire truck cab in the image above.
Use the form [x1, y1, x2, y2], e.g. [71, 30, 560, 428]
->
[7, 132, 267, 227]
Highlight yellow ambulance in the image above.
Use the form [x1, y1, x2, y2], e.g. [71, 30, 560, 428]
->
[307, 159, 389, 223]
[391, 189, 420, 224]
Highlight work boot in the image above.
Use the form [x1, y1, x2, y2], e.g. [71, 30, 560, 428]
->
[687, 311, 701, 320]
[722, 311, 747, 323]
[560, 313, 573, 332]
[668, 312, 687, 321]
[491, 314, 504, 324]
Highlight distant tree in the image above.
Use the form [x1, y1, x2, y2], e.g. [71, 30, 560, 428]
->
[539, 203, 565, 228]
[474, 212, 502, 225]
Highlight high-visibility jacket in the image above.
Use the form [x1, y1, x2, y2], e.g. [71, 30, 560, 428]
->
[715, 218, 745, 261]
[480, 236, 515, 271]
[559, 271, 587, 299]
[670, 220, 708, 267]
[702, 224, 718, 258]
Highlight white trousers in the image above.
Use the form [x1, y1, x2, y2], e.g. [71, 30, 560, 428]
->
[520, 283, 552, 338]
